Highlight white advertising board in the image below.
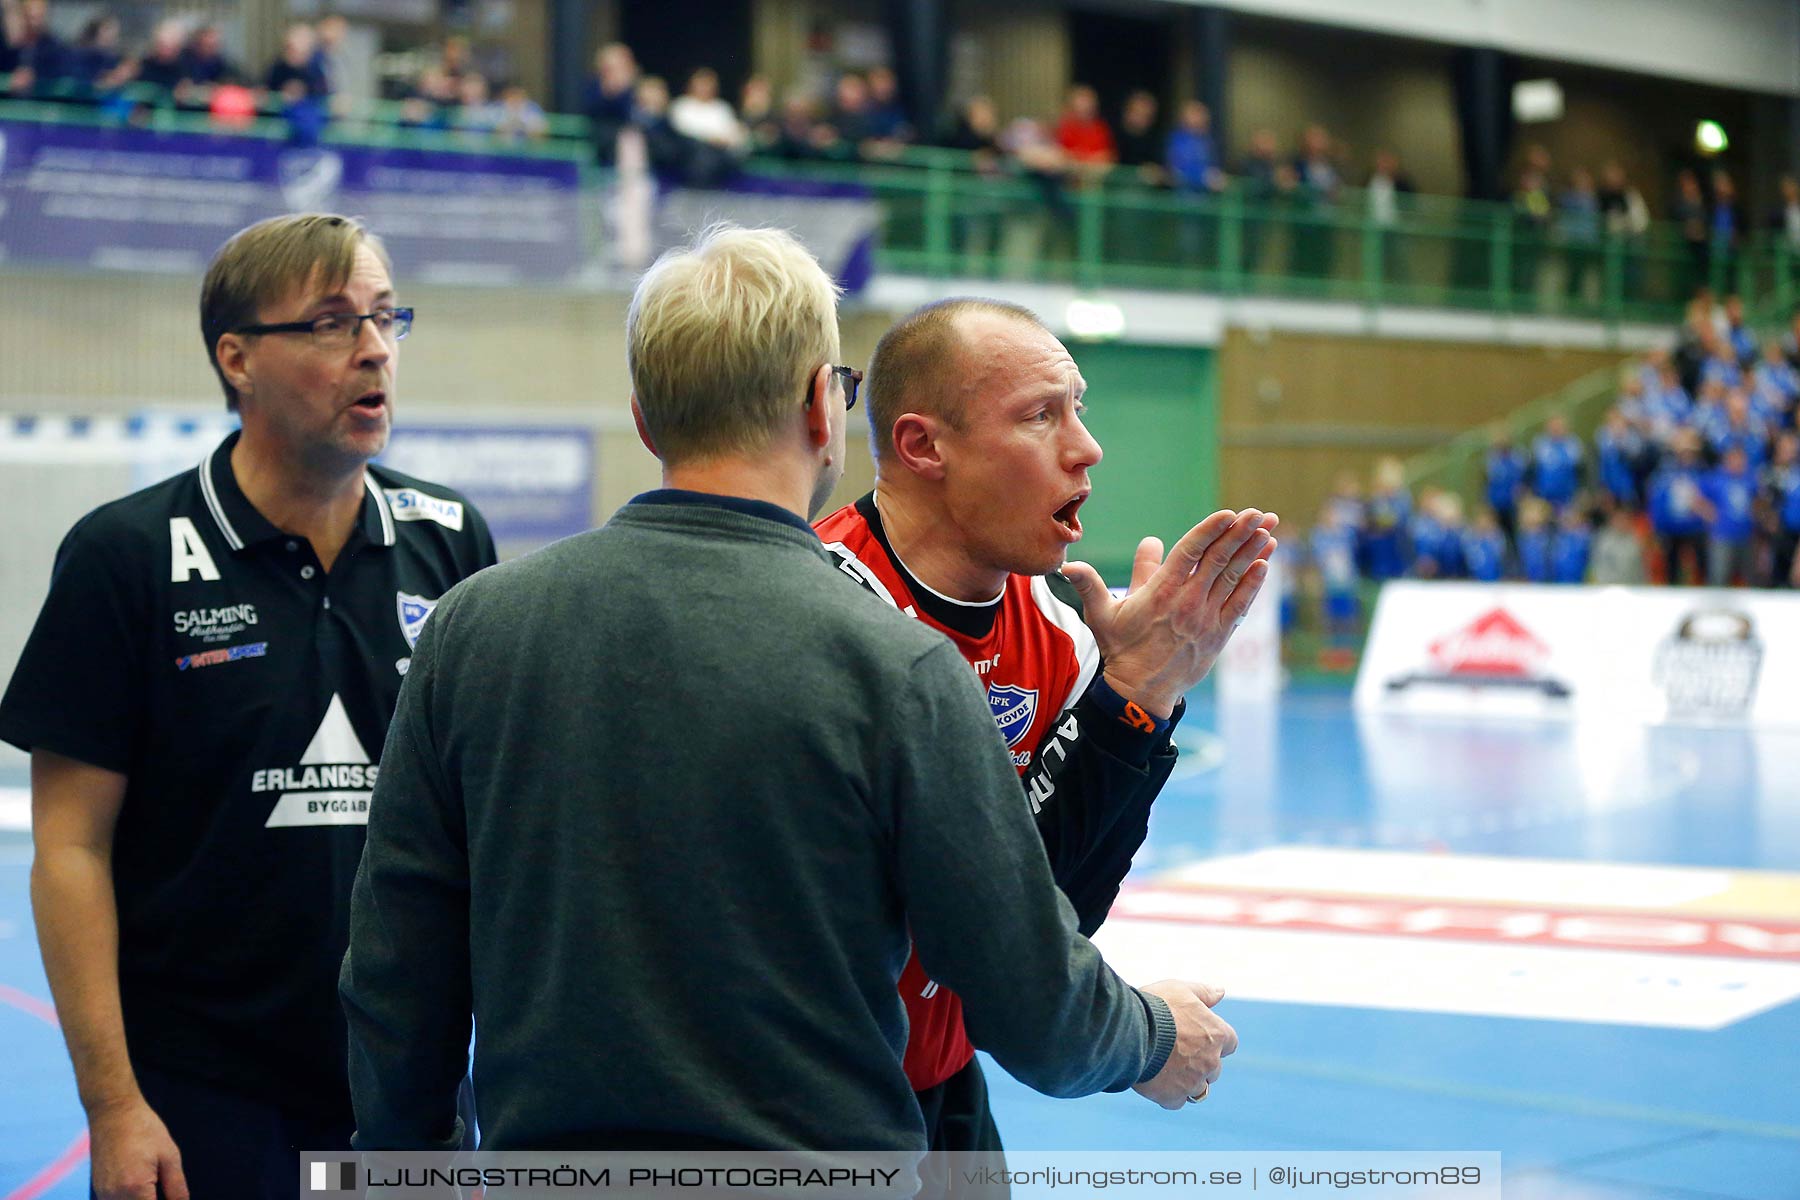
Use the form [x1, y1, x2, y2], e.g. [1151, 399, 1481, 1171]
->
[1353, 581, 1800, 727]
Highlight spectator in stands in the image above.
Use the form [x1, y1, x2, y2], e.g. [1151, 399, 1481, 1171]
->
[180, 24, 240, 91]
[1767, 432, 1800, 587]
[863, 65, 912, 143]
[1690, 379, 1729, 446]
[1598, 161, 1649, 300]
[1782, 305, 1800, 373]
[1751, 339, 1798, 427]
[1711, 390, 1770, 470]
[1366, 149, 1414, 283]
[1596, 406, 1645, 508]
[1292, 123, 1340, 278]
[1054, 84, 1115, 168]
[70, 14, 131, 93]
[1004, 114, 1075, 225]
[1550, 506, 1592, 584]
[1512, 144, 1554, 297]
[1310, 503, 1362, 650]
[1362, 456, 1412, 581]
[1672, 169, 1709, 297]
[1408, 487, 1454, 578]
[266, 22, 326, 101]
[941, 93, 1003, 171]
[1115, 90, 1164, 186]
[739, 74, 778, 153]
[439, 35, 472, 84]
[772, 93, 829, 160]
[1166, 100, 1223, 195]
[1515, 498, 1554, 582]
[1326, 469, 1365, 532]
[1710, 169, 1744, 281]
[1560, 166, 1602, 304]
[630, 75, 687, 179]
[669, 67, 746, 186]
[1721, 293, 1757, 364]
[491, 83, 548, 142]
[584, 42, 638, 166]
[1673, 293, 1715, 395]
[5, 0, 66, 92]
[311, 13, 348, 108]
[1644, 352, 1693, 442]
[1704, 445, 1757, 586]
[1697, 326, 1743, 390]
[1531, 414, 1584, 511]
[1588, 503, 1648, 584]
[452, 72, 495, 132]
[265, 23, 329, 145]
[131, 19, 186, 94]
[825, 71, 874, 152]
[1238, 128, 1291, 273]
[1773, 175, 1800, 255]
[398, 65, 456, 130]
[1462, 508, 1507, 582]
[1649, 429, 1710, 584]
[1485, 431, 1526, 547]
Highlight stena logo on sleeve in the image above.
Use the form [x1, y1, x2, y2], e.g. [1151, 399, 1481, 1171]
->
[986, 683, 1039, 748]
[383, 488, 464, 531]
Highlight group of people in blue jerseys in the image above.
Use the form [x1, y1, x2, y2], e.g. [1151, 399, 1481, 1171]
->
[1304, 291, 1800, 637]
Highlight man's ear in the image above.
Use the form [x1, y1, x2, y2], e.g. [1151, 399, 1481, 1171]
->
[803, 363, 833, 449]
[215, 333, 253, 400]
[890, 413, 948, 481]
[630, 394, 659, 458]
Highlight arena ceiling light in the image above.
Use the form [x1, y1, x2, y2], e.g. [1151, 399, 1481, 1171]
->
[1695, 120, 1729, 155]
[1066, 298, 1125, 340]
[1512, 79, 1564, 124]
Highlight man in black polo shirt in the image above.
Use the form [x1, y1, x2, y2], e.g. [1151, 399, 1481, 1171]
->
[0, 213, 495, 1199]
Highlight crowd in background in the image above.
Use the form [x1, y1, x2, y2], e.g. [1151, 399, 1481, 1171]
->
[0, 0, 551, 144]
[1305, 291, 1800, 634]
[12, 2, 1800, 267]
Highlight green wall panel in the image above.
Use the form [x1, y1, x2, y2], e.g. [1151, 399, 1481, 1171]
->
[1065, 342, 1220, 581]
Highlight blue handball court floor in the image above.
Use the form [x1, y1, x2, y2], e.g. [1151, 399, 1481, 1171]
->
[2, 683, 1797, 1199]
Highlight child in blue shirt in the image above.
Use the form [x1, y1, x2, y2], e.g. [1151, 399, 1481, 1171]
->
[1462, 509, 1507, 582]
[1704, 446, 1757, 587]
[1551, 507, 1592, 584]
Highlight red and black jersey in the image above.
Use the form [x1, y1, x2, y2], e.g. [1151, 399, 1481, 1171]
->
[815, 493, 1182, 1091]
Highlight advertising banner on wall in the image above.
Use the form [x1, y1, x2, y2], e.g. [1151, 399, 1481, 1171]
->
[1354, 581, 1800, 727]
[0, 120, 587, 283]
[0, 120, 883, 292]
[380, 424, 594, 552]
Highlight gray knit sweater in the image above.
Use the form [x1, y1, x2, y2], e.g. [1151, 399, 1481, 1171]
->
[341, 492, 1174, 1151]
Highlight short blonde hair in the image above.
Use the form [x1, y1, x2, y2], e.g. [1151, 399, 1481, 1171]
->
[200, 213, 391, 411]
[626, 224, 841, 466]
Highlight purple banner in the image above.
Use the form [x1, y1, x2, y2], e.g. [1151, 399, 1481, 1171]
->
[0, 120, 586, 284]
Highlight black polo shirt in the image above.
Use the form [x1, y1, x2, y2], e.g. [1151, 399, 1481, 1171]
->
[0, 430, 495, 1121]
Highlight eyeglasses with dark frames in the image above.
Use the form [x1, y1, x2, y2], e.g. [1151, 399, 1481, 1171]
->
[233, 308, 414, 348]
[806, 364, 861, 411]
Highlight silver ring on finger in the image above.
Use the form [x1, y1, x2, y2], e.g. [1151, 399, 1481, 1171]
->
[1187, 1085, 1208, 1104]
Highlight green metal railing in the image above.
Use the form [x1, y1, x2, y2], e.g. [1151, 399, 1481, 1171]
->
[750, 149, 1800, 325]
[5, 85, 1798, 323]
